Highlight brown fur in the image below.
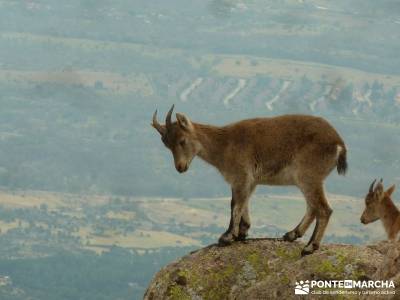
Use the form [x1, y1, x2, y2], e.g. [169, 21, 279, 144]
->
[152, 107, 348, 256]
[361, 180, 400, 241]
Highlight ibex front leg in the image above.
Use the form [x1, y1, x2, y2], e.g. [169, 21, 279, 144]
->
[237, 202, 251, 241]
[219, 183, 255, 245]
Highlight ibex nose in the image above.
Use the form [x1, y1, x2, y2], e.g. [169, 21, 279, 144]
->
[176, 163, 188, 173]
[360, 216, 366, 224]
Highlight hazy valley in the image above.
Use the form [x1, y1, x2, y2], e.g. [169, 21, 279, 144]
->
[0, 0, 399, 299]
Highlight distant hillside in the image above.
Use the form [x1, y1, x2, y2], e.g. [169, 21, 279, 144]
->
[0, 0, 400, 197]
[0, 187, 394, 299]
[0, 189, 387, 259]
[0, 189, 390, 299]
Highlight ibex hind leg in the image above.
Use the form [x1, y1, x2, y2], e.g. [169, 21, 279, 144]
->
[283, 204, 316, 242]
[289, 144, 337, 254]
[300, 184, 332, 256]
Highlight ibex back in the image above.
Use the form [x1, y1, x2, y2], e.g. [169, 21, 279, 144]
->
[152, 105, 347, 255]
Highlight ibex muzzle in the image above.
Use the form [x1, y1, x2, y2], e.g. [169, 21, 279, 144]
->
[152, 105, 348, 256]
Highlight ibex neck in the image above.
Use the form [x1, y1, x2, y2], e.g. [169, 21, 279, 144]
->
[194, 123, 228, 169]
[379, 196, 400, 239]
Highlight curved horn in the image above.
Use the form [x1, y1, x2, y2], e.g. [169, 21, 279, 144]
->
[152, 109, 166, 136]
[376, 178, 384, 189]
[166, 104, 174, 129]
[369, 179, 377, 193]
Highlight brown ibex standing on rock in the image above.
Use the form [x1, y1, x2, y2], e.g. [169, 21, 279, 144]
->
[152, 105, 347, 255]
[361, 179, 399, 241]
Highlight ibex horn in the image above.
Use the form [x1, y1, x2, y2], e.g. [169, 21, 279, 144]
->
[152, 109, 166, 136]
[369, 179, 377, 193]
[166, 104, 174, 129]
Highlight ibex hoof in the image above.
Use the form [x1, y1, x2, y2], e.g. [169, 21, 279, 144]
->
[283, 231, 298, 242]
[235, 233, 247, 242]
[218, 233, 235, 246]
[301, 244, 319, 256]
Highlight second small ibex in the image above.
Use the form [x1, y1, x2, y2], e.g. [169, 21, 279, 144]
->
[361, 179, 399, 241]
[152, 105, 348, 255]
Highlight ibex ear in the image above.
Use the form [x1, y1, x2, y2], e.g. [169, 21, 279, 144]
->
[176, 113, 193, 131]
[386, 185, 396, 197]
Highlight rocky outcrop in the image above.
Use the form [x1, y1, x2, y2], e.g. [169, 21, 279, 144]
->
[144, 239, 400, 300]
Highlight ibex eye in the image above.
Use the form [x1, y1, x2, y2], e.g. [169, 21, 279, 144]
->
[179, 139, 186, 147]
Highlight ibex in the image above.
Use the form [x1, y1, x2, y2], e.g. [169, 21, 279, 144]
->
[152, 105, 347, 255]
[361, 179, 399, 241]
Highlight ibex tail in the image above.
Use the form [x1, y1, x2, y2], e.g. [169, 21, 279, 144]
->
[337, 145, 348, 175]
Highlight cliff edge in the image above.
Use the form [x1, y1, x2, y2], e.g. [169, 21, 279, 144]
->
[144, 239, 400, 300]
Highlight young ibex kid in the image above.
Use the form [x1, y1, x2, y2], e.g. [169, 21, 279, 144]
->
[361, 179, 400, 240]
